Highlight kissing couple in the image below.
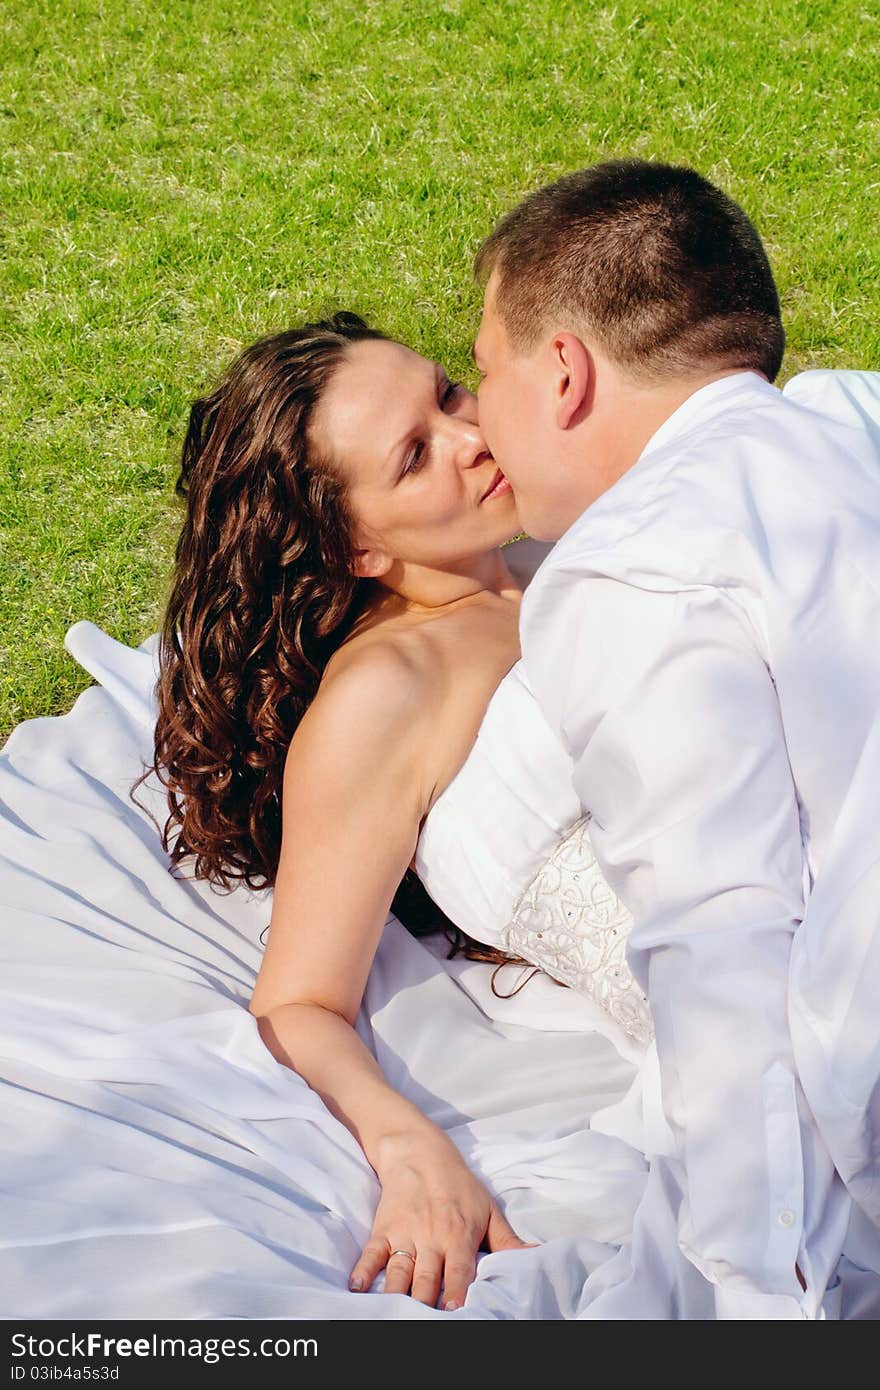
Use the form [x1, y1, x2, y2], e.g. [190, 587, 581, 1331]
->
[147, 158, 880, 1319]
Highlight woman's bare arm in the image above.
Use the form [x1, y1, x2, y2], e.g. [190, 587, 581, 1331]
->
[249, 643, 439, 1153]
[248, 641, 530, 1307]
[250, 643, 427, 1018]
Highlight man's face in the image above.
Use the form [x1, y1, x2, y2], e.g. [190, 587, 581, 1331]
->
[473, 269, 572, 541]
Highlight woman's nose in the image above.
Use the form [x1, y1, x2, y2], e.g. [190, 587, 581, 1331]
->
[445, 415, 488, 470]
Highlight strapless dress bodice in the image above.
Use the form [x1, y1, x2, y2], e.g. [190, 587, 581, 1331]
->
[414, 660, 654, 1044]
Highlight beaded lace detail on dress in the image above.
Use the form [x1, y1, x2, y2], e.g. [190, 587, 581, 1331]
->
[503, 815, 655, 1045]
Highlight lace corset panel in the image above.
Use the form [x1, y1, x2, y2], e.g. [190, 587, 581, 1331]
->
[414, 660, 654, 1046]
[503, 816, 655, 1046]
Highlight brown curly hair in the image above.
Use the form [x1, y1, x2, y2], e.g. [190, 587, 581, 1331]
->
[132, 312, 542, 996]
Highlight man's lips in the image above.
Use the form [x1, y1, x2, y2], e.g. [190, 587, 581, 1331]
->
[480, 467, 513, 502]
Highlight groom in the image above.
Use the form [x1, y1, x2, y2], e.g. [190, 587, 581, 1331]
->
[471, 160, 880, 1320]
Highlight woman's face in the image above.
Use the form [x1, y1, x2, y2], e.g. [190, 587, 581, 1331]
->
[310, 338, 520, 574]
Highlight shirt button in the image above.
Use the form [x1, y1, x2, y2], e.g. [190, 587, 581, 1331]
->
[777, 1209, 796, 1228]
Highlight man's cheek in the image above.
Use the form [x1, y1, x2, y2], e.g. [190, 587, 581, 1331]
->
[477, 392, 498, 451]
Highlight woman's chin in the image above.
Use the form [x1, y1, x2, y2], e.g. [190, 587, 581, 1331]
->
[470, 490, 522, 550]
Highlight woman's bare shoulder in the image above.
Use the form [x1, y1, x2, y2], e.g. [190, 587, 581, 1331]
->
[317, 633, 436, 727]
[322, 622, 439, 695]
[279, 629, 443, 836]
[502, 536, 556, 589]
[298, 628, 442, 763]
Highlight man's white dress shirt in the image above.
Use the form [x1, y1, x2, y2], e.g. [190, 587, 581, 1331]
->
[519, 369, 880, 1319]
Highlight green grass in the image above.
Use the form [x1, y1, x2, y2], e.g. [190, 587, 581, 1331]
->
[2, 0, 878, 745]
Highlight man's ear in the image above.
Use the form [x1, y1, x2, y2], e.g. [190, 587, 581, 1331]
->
[551, 333, 593, 430]
[351, 544, 393, 580]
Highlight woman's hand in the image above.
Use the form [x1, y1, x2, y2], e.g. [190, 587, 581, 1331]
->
[349, 1127, 537, 1311]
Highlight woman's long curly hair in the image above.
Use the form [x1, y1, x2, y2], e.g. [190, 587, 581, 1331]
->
[132, 312, 545, 997]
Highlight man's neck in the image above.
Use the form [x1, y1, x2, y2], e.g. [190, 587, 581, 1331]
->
[580, 366, 761, 506]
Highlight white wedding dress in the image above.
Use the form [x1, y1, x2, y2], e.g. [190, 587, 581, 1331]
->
[0, 620, 659, 1321]
[415, 660, 655, 1047]
[3, 620, 878, 1318]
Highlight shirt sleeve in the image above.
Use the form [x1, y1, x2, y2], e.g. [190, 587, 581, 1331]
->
[522, 573, 846, 1316]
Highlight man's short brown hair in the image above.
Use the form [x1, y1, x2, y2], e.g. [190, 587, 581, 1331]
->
[475, 160, 784, 382]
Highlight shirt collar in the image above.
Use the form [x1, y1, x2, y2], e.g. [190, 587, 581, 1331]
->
[543, 371, 780, 566]
[638, 370, 778, 461]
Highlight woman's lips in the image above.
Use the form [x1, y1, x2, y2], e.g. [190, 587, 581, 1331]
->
[480, 467, 513, 503]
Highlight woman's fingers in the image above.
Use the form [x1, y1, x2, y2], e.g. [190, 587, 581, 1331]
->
[440, 1245, 478, 1312]
[383, 1246, 419, 1297]
[485, 1202, 538, 1253]
[348, 1200, 539, 1306]
[349, 1238, 395, 1293]
[381, 1245, 445, 1306]
[441, 1214, 536, 1311]
[349, 1240, 446, 1306]
[408, 1249, 444, 1308]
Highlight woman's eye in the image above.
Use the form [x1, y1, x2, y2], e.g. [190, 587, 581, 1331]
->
[401, 381, 460, 477]
[403, 442, 426, 475]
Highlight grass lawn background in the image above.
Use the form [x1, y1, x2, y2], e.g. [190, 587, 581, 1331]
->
[1, 0, 877, 745]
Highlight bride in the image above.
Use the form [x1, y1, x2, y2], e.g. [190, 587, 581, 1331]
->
[143, 310, 644, 1314]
